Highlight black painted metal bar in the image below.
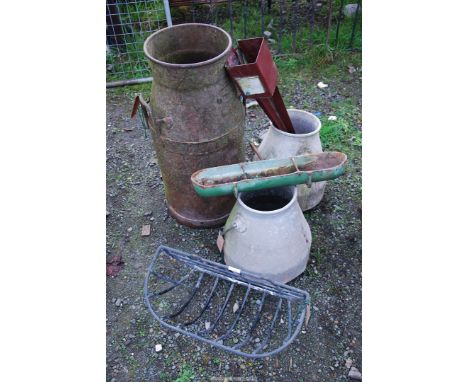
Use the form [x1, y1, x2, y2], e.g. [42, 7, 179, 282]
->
[308, 0, 316, 46]
[191, 0, 195, 22]
[243, 0, 248, 38]
[335, 0, 345, 48]
[151, 270, 178, 285]
[183, 277, 219, 326]
[349, 0, 361, 48]
[159, 248, 304, 300]
[148, 269, 195, 297]
[209, 0, 213, 24]
[217, 285, 252, 341]
[292, 0, 298, 52]
[292, 299, 308, 328]
[253, 298, 283, 354]
[278, 0, 285, 53]
[326, 0, 333, 47]
[261, 0, 265, 34]
[233, 292, 267, 349]
[165, 273, 204, 319]
[287, 299, 292, 340]
[228, 0, 233, 36]
[197, 283, 235, 335]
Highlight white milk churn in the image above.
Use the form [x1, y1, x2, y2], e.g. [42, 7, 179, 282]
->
[223, 186, 311, 283]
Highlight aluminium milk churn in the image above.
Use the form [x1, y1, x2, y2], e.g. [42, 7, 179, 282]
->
[257, 109, 325, 211]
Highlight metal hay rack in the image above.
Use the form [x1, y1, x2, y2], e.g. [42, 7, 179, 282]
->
[144, 245, 311, 358]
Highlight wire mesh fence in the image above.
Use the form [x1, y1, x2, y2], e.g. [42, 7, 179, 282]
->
[106, 0, 362, 87]
[106, 0, 168, 85]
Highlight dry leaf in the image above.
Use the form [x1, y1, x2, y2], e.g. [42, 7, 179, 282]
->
[106, 255, 124, 277]
[305, 304, 311, 326]
[216, 231, 224, 252]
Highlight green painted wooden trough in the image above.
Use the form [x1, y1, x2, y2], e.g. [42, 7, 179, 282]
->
[191, 152, 347, 197]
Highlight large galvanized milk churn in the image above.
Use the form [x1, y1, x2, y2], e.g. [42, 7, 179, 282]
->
[224, 185, 311, 283]
[142, 24, 245, 227]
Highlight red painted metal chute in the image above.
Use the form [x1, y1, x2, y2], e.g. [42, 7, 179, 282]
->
[226, 37, 295, 134]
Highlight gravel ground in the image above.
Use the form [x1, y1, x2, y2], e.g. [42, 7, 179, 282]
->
[106, 73, 361, 381]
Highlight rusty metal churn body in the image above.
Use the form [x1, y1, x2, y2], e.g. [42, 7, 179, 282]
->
[143, 23, 245, 227]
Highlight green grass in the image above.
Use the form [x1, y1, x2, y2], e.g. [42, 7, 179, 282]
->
[164, 356, 174, 367]
[221, 0, 361, 52]
[212, 357, 221, 366]
[172, 364, 195, 382]
[106, 0, 164, 81]
[107, 0, 361, 83]
[319, 99, 362, 153]
[314, 247, 323, 265]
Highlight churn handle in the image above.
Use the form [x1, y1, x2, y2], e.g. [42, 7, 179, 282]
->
[131, 95, 173, 136]
[131, 95, 155, 133]
[249, 141, 263, 160]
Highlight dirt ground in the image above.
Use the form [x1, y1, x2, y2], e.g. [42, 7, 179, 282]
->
[106, 70, 362, 381]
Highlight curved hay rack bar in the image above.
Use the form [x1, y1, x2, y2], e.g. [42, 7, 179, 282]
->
[144, 245, 311, 358]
